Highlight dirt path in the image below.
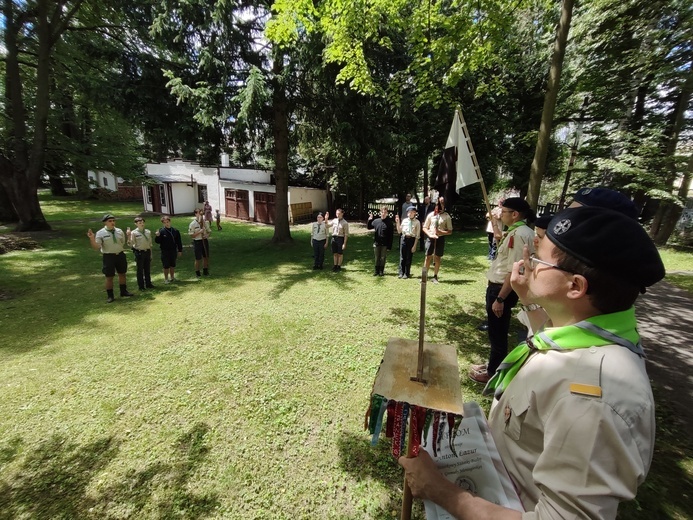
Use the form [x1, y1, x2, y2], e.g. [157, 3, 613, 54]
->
[636, 278, 693, 432]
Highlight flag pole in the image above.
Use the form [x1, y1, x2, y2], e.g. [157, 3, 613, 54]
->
[456, 107, 493, 216]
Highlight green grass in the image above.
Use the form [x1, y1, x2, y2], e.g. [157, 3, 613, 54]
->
[1, 198, 692, 519]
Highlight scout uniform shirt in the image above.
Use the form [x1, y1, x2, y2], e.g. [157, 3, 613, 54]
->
[94, 226, 126, 254]
[129, 228, 152, 251]
[486, 222, 534, 284]
[400, 217, 421, 239]
[329, 218, 349, 238]
[423, 211, 452, 236]
[311, 221, 327, 241]
[188, 219, 211, 240]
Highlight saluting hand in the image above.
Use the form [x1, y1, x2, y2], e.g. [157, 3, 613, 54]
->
[155, 230, 161, 237]
[87, 229, 94, 239]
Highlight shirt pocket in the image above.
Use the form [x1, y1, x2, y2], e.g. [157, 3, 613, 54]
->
[504, 390, 531, 441]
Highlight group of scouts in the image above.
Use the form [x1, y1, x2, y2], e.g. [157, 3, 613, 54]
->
[87, 208, 212, 303]
[310, 194, 453, 283]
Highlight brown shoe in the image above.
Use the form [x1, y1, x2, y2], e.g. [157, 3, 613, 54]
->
[470, 363, 487, 373]
[468, 368, 491, 384]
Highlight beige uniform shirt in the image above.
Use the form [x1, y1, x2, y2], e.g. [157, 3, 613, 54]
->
[94, 227, 126, 254]
[189, 219, 211, 240]
[489, 345, 655, 519]
[422, 211, 452, 235]
[129, 228, 152, 250]
[400, 217, 421, 239]
[486, 223, 534, 284]
[330, 218, 349, 237]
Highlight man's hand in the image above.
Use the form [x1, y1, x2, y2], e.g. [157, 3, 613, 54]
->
[342, 244, 347, 251]
[398, 450, 442, 500]
[395, 214, 400, 224]
[155, 230, 161, 237]
[324, 211, 330, 221]
[177, 252, 183, 257]
[492, 299, 505, 317]
[411, 245, 416, 253]
[510, 245, 531, 302]
[87, 229, 94, 239]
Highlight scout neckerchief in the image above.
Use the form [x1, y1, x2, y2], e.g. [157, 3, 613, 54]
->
[483, 306, 642, 399]
[497, 219, 526, 248]
[106, 226, 118, 244]
[136, 227, 149, 247]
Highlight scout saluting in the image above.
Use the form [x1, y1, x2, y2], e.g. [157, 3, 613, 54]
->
[87, 214, 134, 303]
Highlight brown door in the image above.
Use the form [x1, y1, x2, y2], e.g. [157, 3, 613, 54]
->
[151, 186, 162, 213]
[254, 192, 276, 224]
[225, 189, 250, 220]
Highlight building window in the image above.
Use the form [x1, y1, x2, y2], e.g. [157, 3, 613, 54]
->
[102, 177, 108, 187]
[198, 184, 208, 203]
[159, 185, 167, 207]
[147, 187, 153, 204]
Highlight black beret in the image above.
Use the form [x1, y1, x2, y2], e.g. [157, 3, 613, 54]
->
[503, 197, 536, 224]
[534, 212, 554, 230]
[572, 187, 639, 220]
[502, 197, 530, 214]
[102, 214, 115, 222]
[547, 207, 665, 291]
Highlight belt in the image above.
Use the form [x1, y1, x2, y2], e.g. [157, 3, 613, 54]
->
[133, 248, 150, 252]
[488, 281, 503, 287]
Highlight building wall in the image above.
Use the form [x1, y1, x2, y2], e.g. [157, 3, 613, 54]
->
[288, 187, 328, 213]
[147, 160, 222, 216]
[88, 170, 120, 191]
[219, 167, 271, 184]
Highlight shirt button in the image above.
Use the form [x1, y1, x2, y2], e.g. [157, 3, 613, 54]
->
[589, 347, 597, 353]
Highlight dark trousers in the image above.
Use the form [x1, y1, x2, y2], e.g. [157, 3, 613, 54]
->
[374, 245, 388, 271]
[399, 236, 416, 276]
[312, 239, 326, 267]
[133, 249, 152, 289]
[485, 283, 519, 376]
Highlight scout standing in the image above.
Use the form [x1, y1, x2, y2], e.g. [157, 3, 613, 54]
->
[128, 216, 155, 291]
[154, 215, 183, 283]
[87, 214, 134, 303]
[189, 208, 211, 280]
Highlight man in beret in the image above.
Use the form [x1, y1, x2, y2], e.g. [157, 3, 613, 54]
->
[469, 198, 535, 384]
[400, 206, 665, 519]
[87, 214, 134, 303]
[570, 186, 639, 220]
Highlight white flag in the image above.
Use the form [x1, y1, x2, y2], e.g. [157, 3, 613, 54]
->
[445, 109, 481, 189]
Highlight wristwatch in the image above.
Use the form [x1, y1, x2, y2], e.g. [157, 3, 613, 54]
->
[520, 303, 542, 312]
[495, 296, 505, 304]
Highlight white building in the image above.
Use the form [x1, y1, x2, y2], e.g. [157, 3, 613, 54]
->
[88, 170, 122, 191]
[142, 158, 327, 224]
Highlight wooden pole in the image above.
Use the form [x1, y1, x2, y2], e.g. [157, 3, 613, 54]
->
[455, 107, 492, 216]
[414, 263, 428, 382]
[401, 417, 417, 520]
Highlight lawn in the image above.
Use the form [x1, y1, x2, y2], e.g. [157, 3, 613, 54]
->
[1, 197, 692, 519]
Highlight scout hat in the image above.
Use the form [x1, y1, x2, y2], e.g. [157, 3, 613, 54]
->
[572, 187, 639, 220]
[534, 212, 554, 230]
[102, 214, 115, 222]
[546, 207, 664, 292]
[406, 206, 417, 213]
[502, 198, 536, 223]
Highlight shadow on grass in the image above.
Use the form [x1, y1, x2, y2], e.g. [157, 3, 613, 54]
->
[0, 423, 219, 520]
[336, 431, 427, 519]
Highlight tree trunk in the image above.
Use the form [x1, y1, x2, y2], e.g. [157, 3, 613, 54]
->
[653, 155, 693, 246]
[651, 61, 693, 244]
[46, 165, 69, 196]
[0, 181, 19, 223]
[526, 0, 574, 210]
[271, 53, 292, 243]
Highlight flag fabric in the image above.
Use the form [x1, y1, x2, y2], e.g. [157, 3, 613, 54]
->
[434, 109, 481, 203]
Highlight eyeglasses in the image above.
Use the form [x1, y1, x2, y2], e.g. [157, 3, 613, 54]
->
[528, 254, 574, 274]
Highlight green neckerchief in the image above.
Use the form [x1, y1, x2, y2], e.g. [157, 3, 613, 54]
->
[496, 220, 526, 248]
[483, 307, 642, 399]
[107, 227, 118, 244]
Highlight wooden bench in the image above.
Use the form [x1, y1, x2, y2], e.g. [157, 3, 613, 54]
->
[290, 202, 313, 224]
